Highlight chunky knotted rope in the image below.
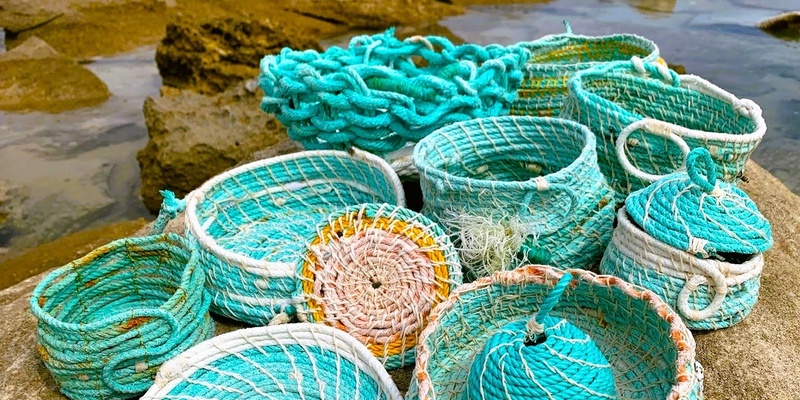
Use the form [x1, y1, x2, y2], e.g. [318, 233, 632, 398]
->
[142, 324, 403, 400]
[467, 273, 617, 400]
[510, 20, 662, 117]
[29, 234, 214, 400]
[625, 148, 773, 259]
[562, 56, 766, 200]
[297, 203, 462, 370]
[259, 27, 531, 155]
[413, 115, 616, 277]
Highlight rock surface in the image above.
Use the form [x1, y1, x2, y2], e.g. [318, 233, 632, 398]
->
[757, 11, 800, 41]
[136, 81, 288, 213]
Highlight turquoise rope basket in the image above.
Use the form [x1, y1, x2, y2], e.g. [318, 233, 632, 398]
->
[259, 27, 531, 156]
[406, 265, 704, 400]
[29, 233, 214, 400]
[174, 148, 405, 326]
[561, 56, 767, 200]
[412, 115, 616, 279]
[510, 21, 662, 117]
[600, 148, 773, 330]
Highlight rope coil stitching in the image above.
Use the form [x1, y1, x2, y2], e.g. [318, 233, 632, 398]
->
[259, 27, 531, 156]
[29, 233, 214, 400]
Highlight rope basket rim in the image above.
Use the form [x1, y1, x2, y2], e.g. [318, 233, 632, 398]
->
[567, 59, 767, 144]
[414, 264, 698, 400]
[412, 115, 596, 190]
[519, 32, 661, 72]
[142, 323, 404, 400]
[29, 233, 196, 330]
[184, 147, 406, 274]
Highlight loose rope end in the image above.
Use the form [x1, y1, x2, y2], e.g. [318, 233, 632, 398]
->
[525, 272, 573, 344]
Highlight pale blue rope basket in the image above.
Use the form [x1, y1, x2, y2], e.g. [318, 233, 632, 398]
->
[561, 56, 767, 200]
[412, 115, 617, 279]
[406, 265, 704, 400]
[258, 27, 531, 157]
[142, 323, 403, 399]
[510, 21, 663, 117]
[600, 148, 772, 330]
[29, 233, 215, 400]
[167, 148, 406, 326]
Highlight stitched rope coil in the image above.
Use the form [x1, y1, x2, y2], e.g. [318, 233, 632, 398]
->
[259, 27, 531, 156]
[178, 148, 405, 326]
[561, 56, 767, 200]
[510, 20, 663, 117]
[413, 115, 616, 279]
[407, 265, 704, 400]
[29, 233, 214, 400]
[142, 323, 403, 399]
[466, 273, 617, 400]
[295, 203, 462, 370]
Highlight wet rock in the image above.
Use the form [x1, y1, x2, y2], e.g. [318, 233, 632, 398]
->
[137, 80, 288, 214]
[0, 180, 29, 246]
[285, 0, 464, 29]
[667, 63, 687, 74]
[757, 11, 800, 41]
[155, 16, 322, 95]
[0, 36, 110, 112]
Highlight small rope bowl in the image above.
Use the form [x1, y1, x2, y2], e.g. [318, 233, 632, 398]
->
[142, 323, 403, 400]
[29, 233, 215, 400]
[295, 202, 463, 370]
[510, 21, 663, 118]
[407, 266, 705, 400]
[259, 27, 531, 157]
[179, 147, 405, 326]
[562, 56, 767, 200]
[413, 115, 617, 279]
[600, 148, 772, 330]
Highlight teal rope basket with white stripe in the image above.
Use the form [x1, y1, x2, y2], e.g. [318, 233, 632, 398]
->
[406, 266, 704, 400]
[561, 56, 766, 200]
[258, 27, 530, 158]
[178, 148, 405, 326]
[29, 233, 214, 400]
[600, 148, 772, 330]
[142, 323, 403, 399]
[413, 115, 616, 279]
[510, 21, 662, 118]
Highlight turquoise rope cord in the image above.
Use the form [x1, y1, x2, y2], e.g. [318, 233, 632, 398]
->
[29, 233, 215, 400]
[258, 27, 531, 155]
[149, 189, 187, 235]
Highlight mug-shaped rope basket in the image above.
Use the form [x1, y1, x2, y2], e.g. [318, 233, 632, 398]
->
[600, 148, 772, 330]
[406, 266, 704, 400]
[258, 27, 531, 159]
[29, 233, 214, 400]
[295, 203, 463, 370]
[142, 323, 403, 400]
[510, 21, 662, 117]
[179, 148, 405, 326]
[413, 115, 617, 279]
[562, 56, 767, 199]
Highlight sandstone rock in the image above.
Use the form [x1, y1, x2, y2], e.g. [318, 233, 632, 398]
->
[285, 0, 464, 29]
[0, 36, 110, 112]
[137, 80, 288, 214]
[757, 11, 800, 41]
[155, 16, 322, 95]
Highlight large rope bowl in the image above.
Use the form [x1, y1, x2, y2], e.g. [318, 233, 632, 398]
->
[181, 148, 405, 326]
[29, 233, 214, 400]
[259, 27, 531, 157]
[295, 202, 463, 370]
[142, 323, 403, 400]
[406, 266, 704, 400]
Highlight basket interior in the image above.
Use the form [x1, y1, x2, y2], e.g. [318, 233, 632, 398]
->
[194, 153, 400, 263]
[527, 36, 656, 65]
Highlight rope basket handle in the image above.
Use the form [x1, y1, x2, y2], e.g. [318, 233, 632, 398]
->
[519, 178, 579, 237]
[150, 190, 188, 236]
[686, 148, 722, 195]
[525, 272, 572, 344]
[615, 118, 692, 183]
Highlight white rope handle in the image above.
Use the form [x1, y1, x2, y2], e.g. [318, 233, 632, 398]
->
[615, 118, 692, 183]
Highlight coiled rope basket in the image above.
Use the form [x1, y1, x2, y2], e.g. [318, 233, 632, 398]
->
[29, 233, 214, 400]
[178, 148, 405, 326]
[413, 115, 617, 279]
[258, 27, 531, 177]
[562, 56, 767, 199]
[406, 265, 705, 400]
[510, 21, 662, 117]
[295, 202, 463, 370]
[600, 148, 773, 330]
[142, 323, 403, 400]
